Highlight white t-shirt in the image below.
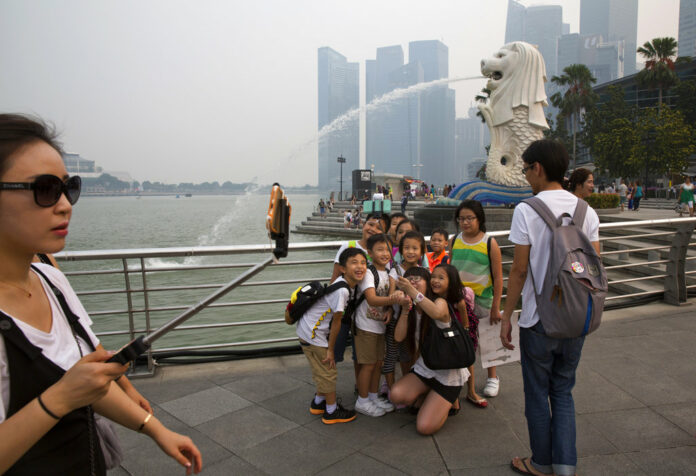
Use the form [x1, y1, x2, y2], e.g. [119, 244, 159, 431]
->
[411, 310, 470, 387]
[0, 264, 100, 423]
[333, 240, 367, 264]
[296, 277, 351, 347]
[372, 192, 384, 200]
[618, 184, 627, 197]
[356, 268, 390, 334]
[508, 190, 600, 328]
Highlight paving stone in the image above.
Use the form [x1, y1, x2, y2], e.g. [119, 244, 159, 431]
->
[584, 408, 696, 452]
[316, 452, 405, 475]
[196, 404, 298, 452]
[197, 454, 267, 476]
[652, 402, 696, 436]
[222, 372, 306, 403]
[450, 464, 515, 475]
[159, 385, 252, 426]
[131, 374, 217, 405]
[577, 453, 645, 475]
[238, 426, 354, 475]
[573, 368, 644, 415]
[576, 414, 620, 457]
[258, 383, 323, 425]
[360, 422, 448, 475]
[628, 446, 696, 475]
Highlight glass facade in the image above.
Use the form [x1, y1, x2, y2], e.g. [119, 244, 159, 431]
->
[580, 0, 638, 75]
[680, 0, 696, 58]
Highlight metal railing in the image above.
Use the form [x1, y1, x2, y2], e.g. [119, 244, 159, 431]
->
[55, 217, 696, 374]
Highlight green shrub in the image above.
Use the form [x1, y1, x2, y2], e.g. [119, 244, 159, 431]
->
[585, 193, 620, 209]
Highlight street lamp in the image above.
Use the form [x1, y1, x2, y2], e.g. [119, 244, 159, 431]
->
[337, 155, 346, 201]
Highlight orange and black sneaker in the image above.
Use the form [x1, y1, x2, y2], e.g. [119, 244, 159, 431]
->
[309, 396, 326, 415]
[321, 403, 357, 425]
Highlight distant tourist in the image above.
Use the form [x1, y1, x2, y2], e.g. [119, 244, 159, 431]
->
[343, 209, 352, 228]
[618, 179, 628, 212]
[501, 140, 600, 476]
[568, 168, 594, 200]
[426, 228, 449, 272]
[400, 192, 409, 214]
[679, 176, 695, 217]
[318, 198, 326, 218]
[633, 180, 643, 211]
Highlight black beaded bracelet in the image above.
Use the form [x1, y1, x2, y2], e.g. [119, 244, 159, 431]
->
[37, 394, 61, 420]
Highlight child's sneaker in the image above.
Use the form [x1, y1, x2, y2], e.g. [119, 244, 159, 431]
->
[322, 403, 357, 424]
[379, 380, 389, 398]
[309, 396, 326, 415]
[373, 396, 395, 412]
[483, 377, 500, 397]
[355, 398, 386, 417]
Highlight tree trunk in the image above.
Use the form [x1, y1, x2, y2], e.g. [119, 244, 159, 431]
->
[572, 112, 577, 172]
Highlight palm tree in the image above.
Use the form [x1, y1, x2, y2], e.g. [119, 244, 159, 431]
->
[550, 64, 598, 171]
[636, 37, 679, 114]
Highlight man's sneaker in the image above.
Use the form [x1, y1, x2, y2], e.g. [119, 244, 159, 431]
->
[310, 397, 327, 415]
[355, 398, 386, 417]
[322, 403, 357, 424]
[483, 377, 500, 397]
[373, 396, 395, 412]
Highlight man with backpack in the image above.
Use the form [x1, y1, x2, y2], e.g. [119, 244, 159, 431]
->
[500, 140, 602, 476]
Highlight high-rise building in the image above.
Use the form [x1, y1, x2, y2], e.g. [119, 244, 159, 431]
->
[679, 0, 696, 58]
[558, 33, 624, 84]
[317, 47, 359, 194]
[455, 109, 490, 182]
[504, 0, 562, 76]
[580, 0, 638, 75]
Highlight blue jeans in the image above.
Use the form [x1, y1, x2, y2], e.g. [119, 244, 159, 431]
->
[520, 320, 585, 476]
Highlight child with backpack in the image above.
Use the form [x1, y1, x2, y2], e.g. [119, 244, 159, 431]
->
[426, 228, 449, 272]
[390, 264, 471, 435]
[450, 200, 504, 407]
[295, 247, 366, 424]
[354, 234, 407, 417]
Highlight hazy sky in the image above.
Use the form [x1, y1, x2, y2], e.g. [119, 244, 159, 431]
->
[0, 0, 680, 186]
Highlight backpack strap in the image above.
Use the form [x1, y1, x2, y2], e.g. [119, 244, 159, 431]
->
[522, 197, 559, 231]
[486, 235, 494, 282]
[572, 198, 588, 229]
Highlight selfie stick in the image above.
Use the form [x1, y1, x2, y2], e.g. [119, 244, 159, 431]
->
[107, 183, 291, 365]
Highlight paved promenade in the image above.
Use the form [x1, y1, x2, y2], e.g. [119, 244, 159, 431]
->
[109, 302, 696, 475]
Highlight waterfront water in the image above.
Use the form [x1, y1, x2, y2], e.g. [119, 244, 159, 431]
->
[59, 192, 337, 351]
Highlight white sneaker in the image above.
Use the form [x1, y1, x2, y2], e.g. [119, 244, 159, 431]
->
[483, 377, 500, 397]
[372, 396, 395, 412]
[355, 398, 386, 417]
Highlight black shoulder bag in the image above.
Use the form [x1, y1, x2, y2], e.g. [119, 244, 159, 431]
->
[421, 303, 475, 370]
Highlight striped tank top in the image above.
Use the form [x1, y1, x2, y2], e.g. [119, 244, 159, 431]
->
[450, 232, 493, 309]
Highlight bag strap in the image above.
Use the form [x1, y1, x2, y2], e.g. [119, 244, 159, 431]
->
[486, 235, 494, 282]
[572, 198, 588, 229]
[522, 197, 558, 231]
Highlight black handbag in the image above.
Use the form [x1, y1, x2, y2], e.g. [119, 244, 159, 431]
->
[421, 303, 475, 370]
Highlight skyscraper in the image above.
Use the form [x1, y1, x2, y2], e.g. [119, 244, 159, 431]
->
[679, 0, 696, 58]
[580, 0, 638, 74]
[505, 0, 526, 44]
[504, 0, 562, 76]
[317, 47, 359, 194]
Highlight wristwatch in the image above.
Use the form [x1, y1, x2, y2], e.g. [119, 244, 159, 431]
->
[414, 292, 425, 304]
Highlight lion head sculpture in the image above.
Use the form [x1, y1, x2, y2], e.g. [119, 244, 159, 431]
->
[477, 41, 549, 187]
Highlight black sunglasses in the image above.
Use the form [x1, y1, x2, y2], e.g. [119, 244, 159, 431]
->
[0, 175, 82, 207]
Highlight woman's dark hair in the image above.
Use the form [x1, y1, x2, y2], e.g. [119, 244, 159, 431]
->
[389, 212, 407, 222]
[0, 114, 63, 177]
[395, 217, 420, 235]
[366, 233, 392, 251]
[635, 179, 641, 186]
[433, 264, 464, 305]
[454, 199, 487, 232]
[568, 168, 592, 193]
[521, 139, 569, 185]
[403, 266, 433, 357]
[398, 230, 426, 258]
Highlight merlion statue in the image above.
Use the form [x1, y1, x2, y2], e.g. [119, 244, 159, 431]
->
[478, 42, 549, 187]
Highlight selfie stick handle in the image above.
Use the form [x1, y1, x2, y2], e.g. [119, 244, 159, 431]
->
[106, 254, 276, 364]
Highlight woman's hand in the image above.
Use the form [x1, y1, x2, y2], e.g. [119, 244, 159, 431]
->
[490, 308, 502, 325]
[150, 426, 203, 475]
[396, 277, 416, 297]
[44, 349, 128, 416]
[122, 384, 153, 414]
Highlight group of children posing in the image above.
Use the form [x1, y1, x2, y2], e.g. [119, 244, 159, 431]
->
[294, 201, 503, 435]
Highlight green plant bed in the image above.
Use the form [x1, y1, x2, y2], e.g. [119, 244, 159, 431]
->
[586, 193, 620, 209]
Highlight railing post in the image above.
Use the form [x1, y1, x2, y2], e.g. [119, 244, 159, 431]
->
[122, 258, 136, 340]
[140, 258, 155, 374]
[664, 222, 695, 305]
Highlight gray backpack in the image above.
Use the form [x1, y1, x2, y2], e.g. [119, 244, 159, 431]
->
[522, 197, 607, 338]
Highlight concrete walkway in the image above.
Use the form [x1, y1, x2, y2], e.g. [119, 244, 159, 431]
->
[109, 302, 696, 475]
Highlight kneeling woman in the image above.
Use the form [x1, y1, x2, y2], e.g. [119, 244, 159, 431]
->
[0, 114, 202, 475]
[390, 265, 470, 435]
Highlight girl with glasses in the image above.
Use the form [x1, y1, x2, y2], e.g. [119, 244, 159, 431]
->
[0, 114, 202, 475]
[450, 200, 504, 407]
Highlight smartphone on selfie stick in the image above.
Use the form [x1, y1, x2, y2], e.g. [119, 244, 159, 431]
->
[107, 183, 292, 365]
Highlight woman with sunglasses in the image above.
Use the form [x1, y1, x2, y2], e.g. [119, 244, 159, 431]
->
[0, 114, 202, 475]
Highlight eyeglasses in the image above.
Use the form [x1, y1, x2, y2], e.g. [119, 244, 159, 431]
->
[0, 175, 81, 207]
[456, 216, 477, 223]
[521, 163, 536, 175]
[407, 276, 422, 284]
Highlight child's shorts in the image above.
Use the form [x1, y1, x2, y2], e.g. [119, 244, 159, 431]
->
[300, 340, 337, 394]
[411, 369, 462, 404]
[354, 328, 385, 364]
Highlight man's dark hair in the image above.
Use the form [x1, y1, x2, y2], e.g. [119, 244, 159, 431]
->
[366, 233, 392, 251]
[339, 247, 367, 266]
[389, 212, 407, 222]
[430, 228, 449, 242]
[454, 200, 487, 233]
[521, 139, 569, 185]
[0, 114, 63, 177]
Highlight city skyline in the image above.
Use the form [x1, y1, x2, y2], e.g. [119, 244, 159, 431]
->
[0, 0, 680, 186]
